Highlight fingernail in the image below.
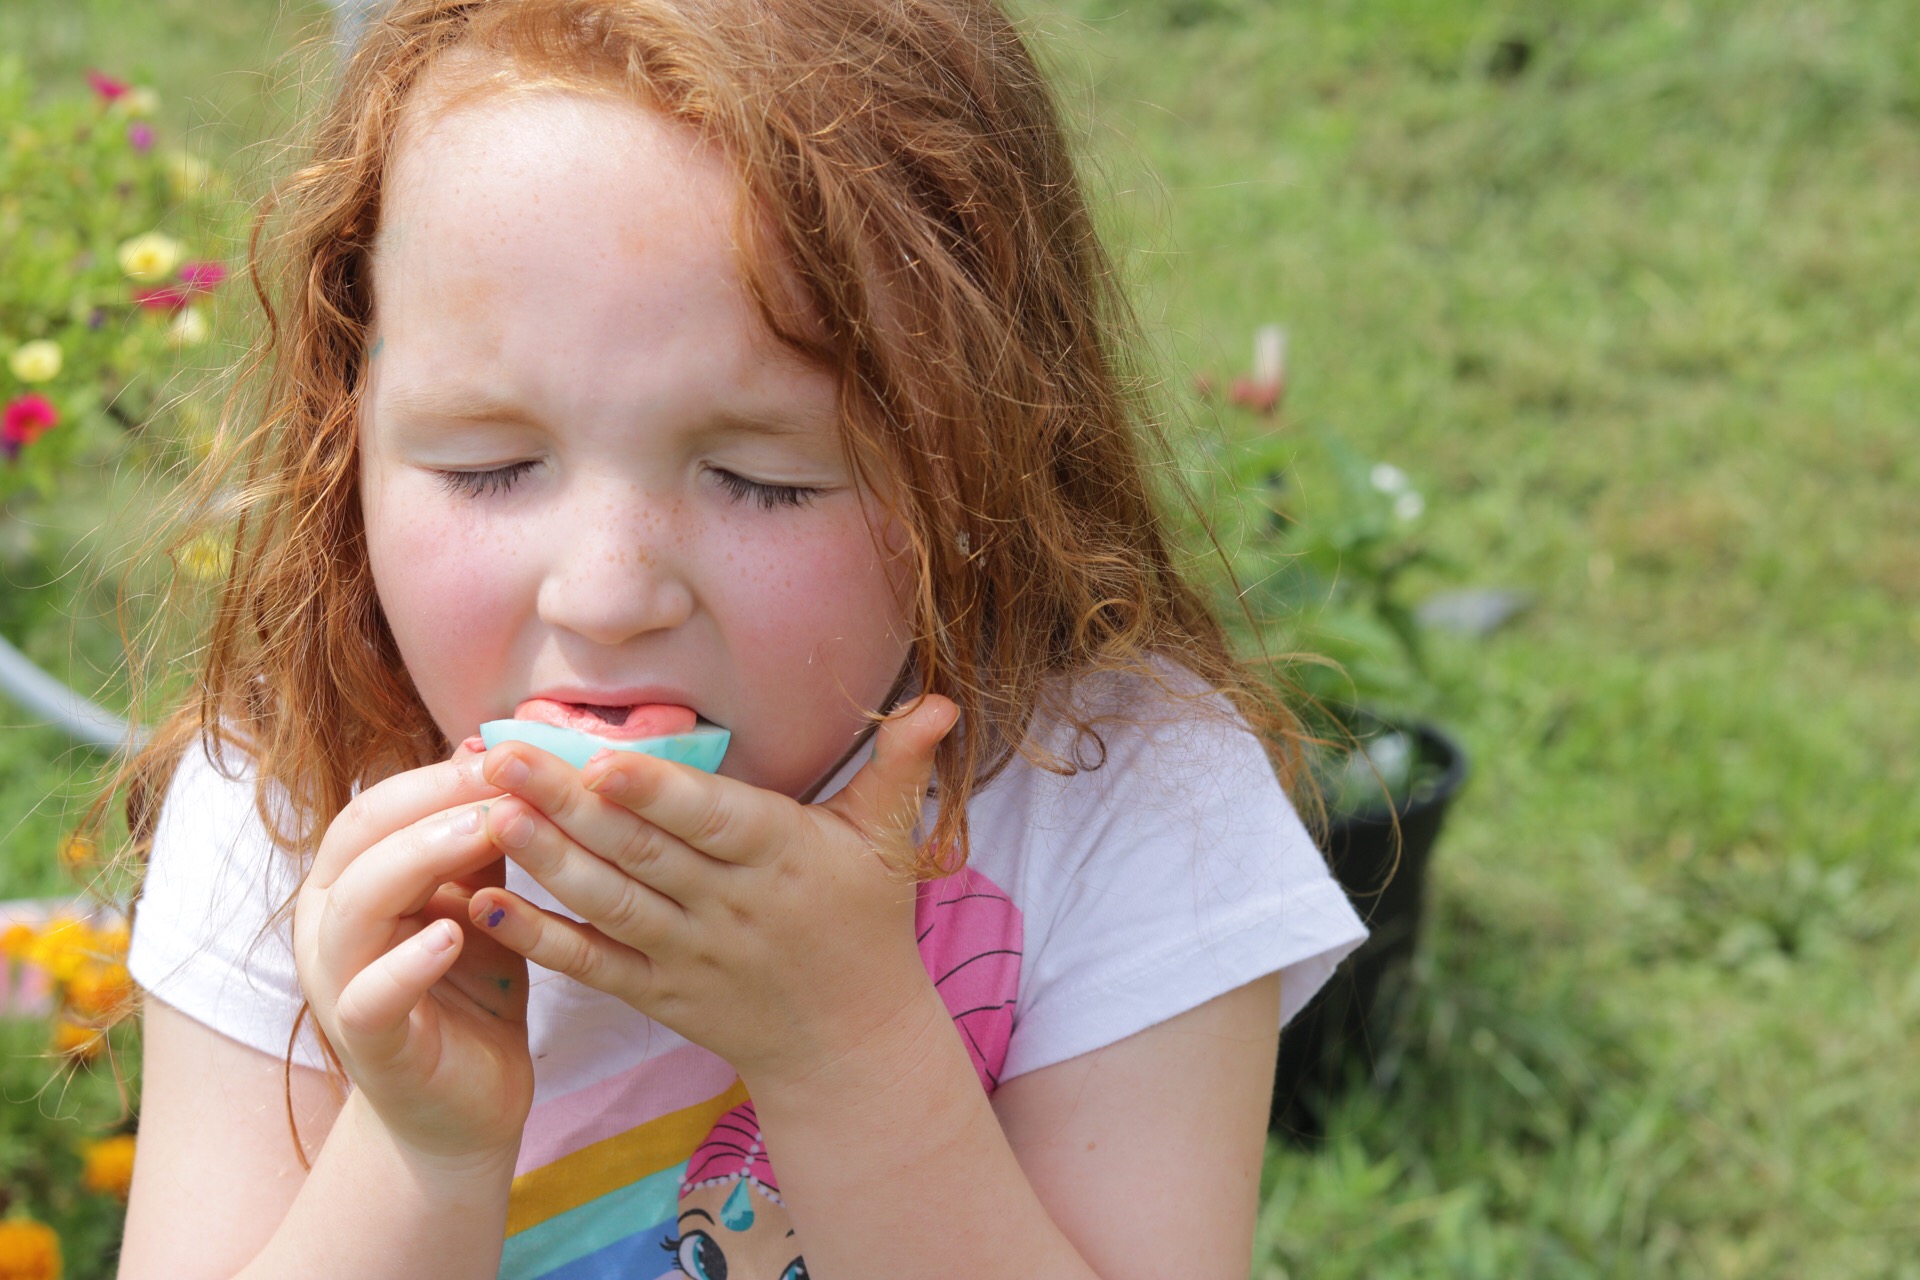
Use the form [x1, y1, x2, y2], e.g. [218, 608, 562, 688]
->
[452, 806, 483, 835]
[460, 735, 485, 754]
[497, 812, 535, 849]
[424, 920, 457, 952]
[475, 900, 508, 929]
[586, 769, 626, 795]
[492, 756, 531, 787]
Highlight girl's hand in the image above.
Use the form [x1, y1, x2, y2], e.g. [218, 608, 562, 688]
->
[292, 743, 535, 1168]
[468, 696, 959, 1094]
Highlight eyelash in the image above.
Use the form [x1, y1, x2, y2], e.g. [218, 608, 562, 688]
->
[710, 468, 821, 510]
[435, 461, 537, 499]
[433, 464, 821, 510]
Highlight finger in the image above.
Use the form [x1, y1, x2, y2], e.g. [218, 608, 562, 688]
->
[468, 888, 654, 1008]
[319, 802, 502, 977]
[308, 754, 502, 890]
[494, 738, 780, 869]
[332, 918, 461, 1067]
[822, 695, 958, 845]
[482, 742, 671, 861]
[574, 751, 786, 867]
[482, 797, 689, 949]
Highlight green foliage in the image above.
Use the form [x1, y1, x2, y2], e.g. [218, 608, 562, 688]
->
[1202, 418, 1446, 721]
[0, 56, 237, 499]
[0, 1018, 137, 1280]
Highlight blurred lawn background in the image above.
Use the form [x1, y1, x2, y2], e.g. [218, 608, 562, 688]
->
[2, 0, 1916, 1276]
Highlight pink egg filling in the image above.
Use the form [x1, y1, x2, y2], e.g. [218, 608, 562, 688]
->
[511, 698, 698, 742]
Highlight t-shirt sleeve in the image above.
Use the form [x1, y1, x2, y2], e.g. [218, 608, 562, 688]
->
[997, 704, 1368, 1081]
[126, 737, 330, 1069]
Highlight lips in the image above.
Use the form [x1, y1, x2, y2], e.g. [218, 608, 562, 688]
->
[511, 697, 698, 742]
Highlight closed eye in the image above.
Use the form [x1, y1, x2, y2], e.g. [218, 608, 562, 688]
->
[709, 467, 822, 510]
[435, 461, 538, 499]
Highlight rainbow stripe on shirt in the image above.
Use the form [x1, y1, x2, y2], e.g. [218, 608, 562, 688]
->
[500, 867, 1021, 1280]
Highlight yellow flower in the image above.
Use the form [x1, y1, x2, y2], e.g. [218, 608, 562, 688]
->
[8, 341, 62, 384]
[53, 1016, 106, 1062]
[0, 1216, 61, 1280]
[26, 917, 91, 984]
[180, 532, 232, 581]
[163, 150, 211, 197]
[81, 1135, 138, 1199]
[116, 231, 185, 282]
[168, 305, 209, 348]
[56, 833, 95, 874]
[113, 87, 160, 119]
[65, 962, 134, 1021]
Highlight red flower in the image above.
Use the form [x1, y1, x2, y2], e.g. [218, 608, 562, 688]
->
[1228, 374, 1284, 416]
[3, 395, 60, 460]
[177, 261, 228, 291]
[133, 285, 192, 312]
[86, 70, 131, 102]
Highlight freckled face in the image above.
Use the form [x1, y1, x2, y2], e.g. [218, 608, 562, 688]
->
[358, 84, 913, 797]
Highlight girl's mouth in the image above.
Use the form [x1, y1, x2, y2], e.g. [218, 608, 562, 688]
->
[511, 698, 698, 742]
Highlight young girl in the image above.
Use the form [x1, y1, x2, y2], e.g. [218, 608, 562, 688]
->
[114, 1, 1366, 1276]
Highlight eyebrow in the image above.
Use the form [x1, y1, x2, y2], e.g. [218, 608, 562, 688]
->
[677, 1209, 716, 1225]
[380, 387, 820, 439]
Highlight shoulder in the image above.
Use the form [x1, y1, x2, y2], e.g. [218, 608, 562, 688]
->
[130, 727, 324, 1067]
[971, 660, 1297, 873]
[960, 662, 1367, 1080]
[146, 730, 300, 874]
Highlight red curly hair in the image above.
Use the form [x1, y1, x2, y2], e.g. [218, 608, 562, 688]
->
[108, 0, 1318, 900]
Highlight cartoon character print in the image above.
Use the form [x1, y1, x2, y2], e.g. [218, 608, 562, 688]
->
[666, 1099, 801, 1280]
[660, 865, 1022, 1280]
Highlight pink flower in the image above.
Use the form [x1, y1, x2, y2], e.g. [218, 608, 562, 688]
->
[177, 261, 227, 291]
[128, 122, 155, 152]
[86, 70, 131, 102]
[2, 395, 60, 461]
[133, 286, 192, 312]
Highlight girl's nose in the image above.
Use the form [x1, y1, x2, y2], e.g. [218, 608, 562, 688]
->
[534, 497, 696, 646]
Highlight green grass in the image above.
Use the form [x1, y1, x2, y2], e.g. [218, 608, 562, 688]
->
[3, 0, 1917, 1276]
[1038, 0, 1918, 1273]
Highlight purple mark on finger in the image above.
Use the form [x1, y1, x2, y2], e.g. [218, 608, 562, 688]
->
[485, 907, 507, 928]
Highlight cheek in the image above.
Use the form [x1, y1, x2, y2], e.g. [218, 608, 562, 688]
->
[710, 506, 912, 698]
[739, 516, 905, 642]
[363, 485, 527, 722]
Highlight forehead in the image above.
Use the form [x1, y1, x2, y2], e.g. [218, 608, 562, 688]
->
[376, 70, 737, 289]
[367, 67, 830, 416]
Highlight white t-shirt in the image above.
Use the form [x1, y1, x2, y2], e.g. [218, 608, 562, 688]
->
[131, 688, 1365, 1280]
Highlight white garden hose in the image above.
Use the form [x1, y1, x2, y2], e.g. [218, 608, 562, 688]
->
[0, 635, 141, 753]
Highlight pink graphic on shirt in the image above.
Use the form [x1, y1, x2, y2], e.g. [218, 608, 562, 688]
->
[680, 1097, 782, 1202]
[916, 862, 1023, 1092]
[664, 866, 1021, 1278]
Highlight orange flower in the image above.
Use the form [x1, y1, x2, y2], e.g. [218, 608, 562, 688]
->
[52, 1017, 105, 1063]
[0, 1216, 61, 1280]
[0, 922, 33, 960]
[65, 962, 133, 1021]
[93, 922, 130, 959]
[80, 1135, 137, 1199]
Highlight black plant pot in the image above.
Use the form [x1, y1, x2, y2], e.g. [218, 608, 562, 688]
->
[1269, 719, 1469, 1141]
